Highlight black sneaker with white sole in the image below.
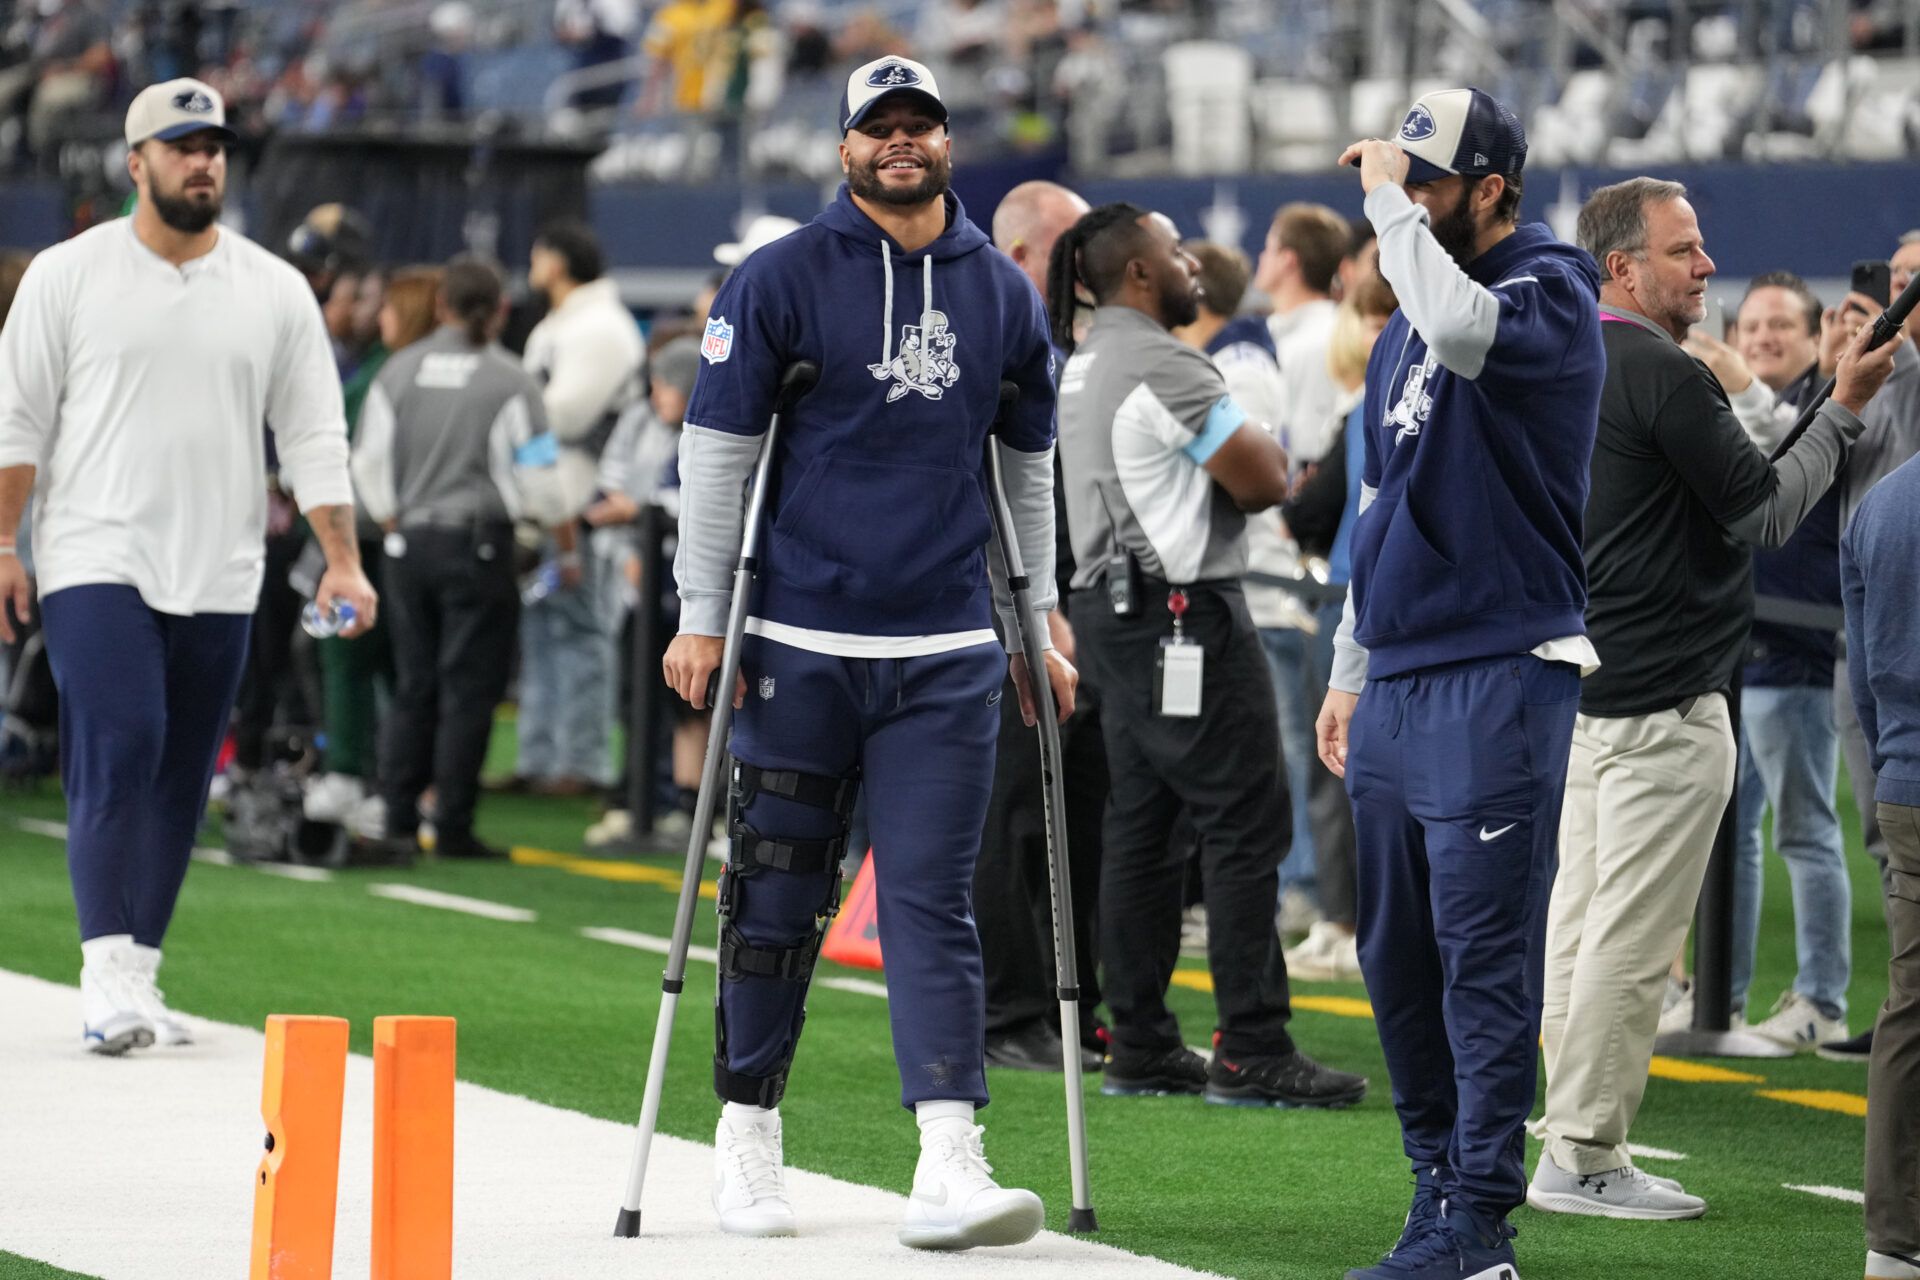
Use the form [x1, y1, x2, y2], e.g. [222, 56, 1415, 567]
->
[1205, 1049, 1368, 1109]
[1817, 1026, 1873, 1062]
[1101, 1043, 1208, 1096]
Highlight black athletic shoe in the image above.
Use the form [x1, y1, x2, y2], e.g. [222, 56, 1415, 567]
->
[986, 1020, 1066, 1072]
[436, 832, 507, 860]
[1817, 1026, 1873, 1062]
[1101, 1043, 1207, 1096]
[1205, 1048, 1368, 1109]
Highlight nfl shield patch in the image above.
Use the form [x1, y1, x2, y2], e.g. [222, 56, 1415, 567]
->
[758, 676, 776, 701]
[702, 316, 735, 364]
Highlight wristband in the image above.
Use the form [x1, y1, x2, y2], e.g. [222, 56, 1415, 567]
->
[0, 544, 16, 558]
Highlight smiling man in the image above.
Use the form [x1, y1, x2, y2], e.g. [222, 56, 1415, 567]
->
[1526, 178, 1897, 1226]
[661, 54, 1071, 1250]
[0, 78, 373, 1055]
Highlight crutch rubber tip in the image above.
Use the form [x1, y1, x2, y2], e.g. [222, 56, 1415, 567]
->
[1068, 1208, 1099, 1233]
[614, 1208, 642, 1238]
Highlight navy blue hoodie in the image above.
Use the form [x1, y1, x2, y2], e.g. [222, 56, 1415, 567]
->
[683, 187, 1057, 636]
[1351, 220, 1605, 679]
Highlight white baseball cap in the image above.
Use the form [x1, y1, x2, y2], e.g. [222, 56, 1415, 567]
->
[714, 215, 802, 266]
[839, 55, 947, 134]
[1389, 87, 1527, 185]
[125, 78, 237, 148]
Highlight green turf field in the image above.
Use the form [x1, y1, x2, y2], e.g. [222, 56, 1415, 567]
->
[0, 719, 1891, 1280]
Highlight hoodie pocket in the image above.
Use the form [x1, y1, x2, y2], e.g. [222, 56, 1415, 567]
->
[769, 455, 991, 605]
[1364, 502, 1459, 637]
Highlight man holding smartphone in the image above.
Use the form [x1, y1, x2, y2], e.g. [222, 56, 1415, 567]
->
[1049, 202, 1367, 1110]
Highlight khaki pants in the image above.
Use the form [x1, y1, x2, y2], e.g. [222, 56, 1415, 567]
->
[1868, 801, 1920, 1256]
[1539, 694, 1736, 1175]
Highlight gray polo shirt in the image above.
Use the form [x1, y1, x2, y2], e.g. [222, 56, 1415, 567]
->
[1057, 307, 1253, 590]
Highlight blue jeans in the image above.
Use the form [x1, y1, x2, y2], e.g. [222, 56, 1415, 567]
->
[1259, 626, 1318, 898]
[516, 552, 616, 786]
[1731, 684, 1850, 1020]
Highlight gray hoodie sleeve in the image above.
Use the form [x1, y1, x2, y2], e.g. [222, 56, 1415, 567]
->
[987, 442, 1058, 653]
[1328, 483, 1377, 693]
[672, 424, 762, 636]
[1724, 400, 1865, 548]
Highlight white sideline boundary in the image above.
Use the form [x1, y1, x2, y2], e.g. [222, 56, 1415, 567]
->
[580, 926, 892, 1001]
[0, 970, 1216, 1280]
[1785, 1184, 1867, 1205]
[368, 883, 537, 922]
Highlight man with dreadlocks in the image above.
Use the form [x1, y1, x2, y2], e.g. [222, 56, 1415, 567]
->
[1047, 203, 1370, 1110]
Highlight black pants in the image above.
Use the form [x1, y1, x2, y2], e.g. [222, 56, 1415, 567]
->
[974, 670, 1108, 1038]
[380, 525, 518, 840]
[232, 530, 309, 770]
[1074, 583, 1296, 1057]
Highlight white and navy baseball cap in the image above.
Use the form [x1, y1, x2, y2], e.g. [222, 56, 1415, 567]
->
[839, 55, 947, 134]
[125, 77, 237, 147]
[1391, 87, 1526, 184]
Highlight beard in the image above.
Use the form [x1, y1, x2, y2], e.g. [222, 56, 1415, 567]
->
[847, 148, 951, 208]
[1428, 182, 1480, 267]
[1162, 276, 1201, 330]
[149, 181, 222, 233]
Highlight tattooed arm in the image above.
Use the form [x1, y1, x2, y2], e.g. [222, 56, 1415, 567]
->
[307, 502, 379, 636]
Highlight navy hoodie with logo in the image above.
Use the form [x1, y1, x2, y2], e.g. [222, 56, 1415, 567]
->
[1349, 200, 1605, 680]
[683, 186, 1057, 637]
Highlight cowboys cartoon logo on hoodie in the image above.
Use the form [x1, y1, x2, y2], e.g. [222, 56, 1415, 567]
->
[869, 309, 960, 402]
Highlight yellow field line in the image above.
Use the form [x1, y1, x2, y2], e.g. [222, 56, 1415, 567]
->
[1170, 968, 1375, 1019]
[1755, 1089, 1869, 1117]
[1647, 1058, 1767, 1085]
[509, 846, 718, 900]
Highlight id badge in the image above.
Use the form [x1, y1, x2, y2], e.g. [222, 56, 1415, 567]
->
[1155, 638, 1204, 717]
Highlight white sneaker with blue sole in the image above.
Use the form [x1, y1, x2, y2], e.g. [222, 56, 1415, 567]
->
[81, 955, 154, 1056]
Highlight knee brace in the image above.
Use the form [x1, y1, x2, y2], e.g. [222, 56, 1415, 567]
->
[712, 758, 860, 1107]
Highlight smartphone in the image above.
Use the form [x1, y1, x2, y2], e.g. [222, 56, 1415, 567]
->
[1852, 259, 1892, 308]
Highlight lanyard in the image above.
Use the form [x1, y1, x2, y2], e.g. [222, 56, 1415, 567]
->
[1168, 588, 1189, 643]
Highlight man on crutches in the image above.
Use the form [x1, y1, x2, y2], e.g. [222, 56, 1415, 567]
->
[660, 54, 1075, 1249]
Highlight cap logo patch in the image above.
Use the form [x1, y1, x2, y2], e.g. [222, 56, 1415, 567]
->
[867, 62, 920, 88]
[1399, 105, 1437, 142]
[172, 89, 215, 113]
[1474, 152, 1489, 166]
[701, 315, 734, 365]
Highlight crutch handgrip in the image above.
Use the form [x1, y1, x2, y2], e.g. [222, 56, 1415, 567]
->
[777, 360, 821, 411]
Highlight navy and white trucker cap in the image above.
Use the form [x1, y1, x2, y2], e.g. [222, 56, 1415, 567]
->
[840, 55, 948, 134]
[1392, 87, 1527, 184]
[125, 77, 237, 147]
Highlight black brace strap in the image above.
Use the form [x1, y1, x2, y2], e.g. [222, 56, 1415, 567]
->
[713, 1058, 788, 1108]
[731, 761, 859, 816]
[730, 825, 846, 877]
[718, 924, 822, 984]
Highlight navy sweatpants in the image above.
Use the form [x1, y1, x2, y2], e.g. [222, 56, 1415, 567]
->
[1344, 654, 1579, 1217]
[41, 585, 251, 947]
[724, 632, 1005, 1109]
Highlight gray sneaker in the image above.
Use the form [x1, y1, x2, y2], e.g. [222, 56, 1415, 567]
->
[1527, 1151, 1706, 1220]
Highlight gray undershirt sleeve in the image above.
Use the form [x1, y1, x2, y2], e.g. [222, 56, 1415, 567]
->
[672, 423, 763, 636]
[1328, 482, 1378, 693]
[1725, 400, 1865, 548]
[989, 442, 1058, 653]
[1367, 184, 1500, 380]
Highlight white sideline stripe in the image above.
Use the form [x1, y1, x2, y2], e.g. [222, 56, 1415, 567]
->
[820, 976, 889, 998]
[13, 817, 69, 840]
[254, 863, 335, 882]
[582, 925, 717, 966]
[0, 968, 1215, 1280]
[1785, 1184, 1866, 1205]
[370, 883, 536, 923]
[190, 847, 235, 866]
[1626, 1143, 1688, 1162]
[11, 817, 330, 880]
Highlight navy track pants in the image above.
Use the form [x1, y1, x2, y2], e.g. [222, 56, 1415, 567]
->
[41, 585, 251, 946]
[1345, 654, 1580, 1217]
[724, 632, 1006, 1109]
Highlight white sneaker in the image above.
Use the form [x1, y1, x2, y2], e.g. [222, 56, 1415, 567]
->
[1527, 1149, 1706, 1220]
[1284, 920, 1362, 982]
[712, 1110, 797, 1237]
[80, 943, 155, 1056]
[1867, 1248, 1920, 1279]
[125, 945, 193, 1046]
[1747, 991, 1846, 1053]
[302, 772, 365, 824]
[585, 808, 635, 848]
[346, 794, 388, 842]
[899, 1122, 1044, 1251]
[1657, 978, 1694, 1035]
[1277, 886, 1324, 940]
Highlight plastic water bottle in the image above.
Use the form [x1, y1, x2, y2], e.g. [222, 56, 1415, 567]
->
[300, 598, 358, 639]
[520, 561, 562, 606]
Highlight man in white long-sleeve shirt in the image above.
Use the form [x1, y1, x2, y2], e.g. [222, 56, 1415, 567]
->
[513, 218, 647, 795]
[0, 79, 376, 1055]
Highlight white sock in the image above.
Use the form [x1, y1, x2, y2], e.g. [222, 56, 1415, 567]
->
[80, 934, 134, 968]
[723, 1101, 775, 1125]
[915, 1100, 974, 1137]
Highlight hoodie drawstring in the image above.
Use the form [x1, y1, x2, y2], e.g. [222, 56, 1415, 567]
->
[876, 240, 937, 374]
[921, 255, 934, 357]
